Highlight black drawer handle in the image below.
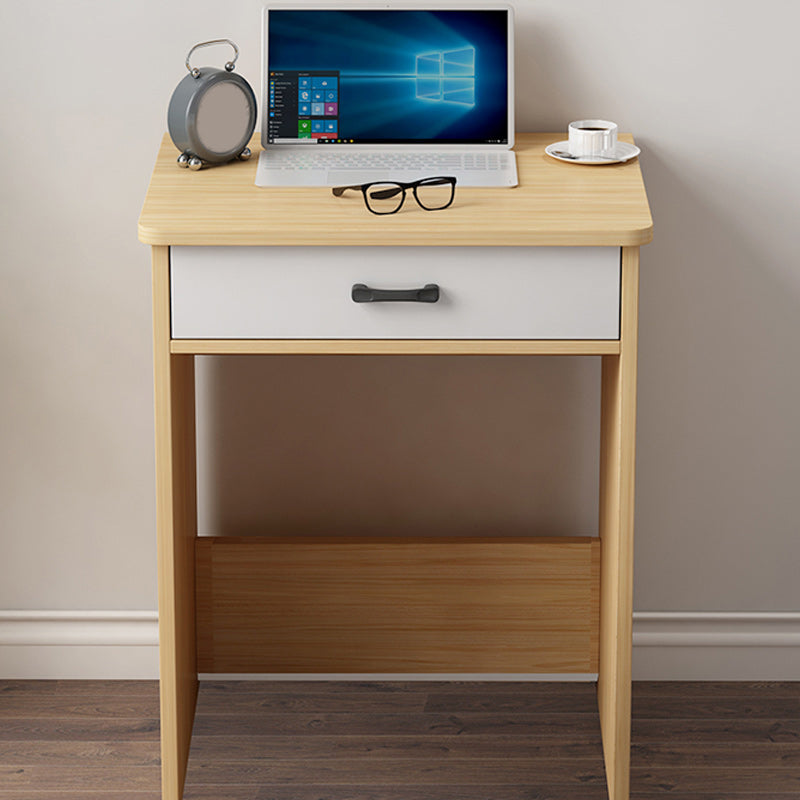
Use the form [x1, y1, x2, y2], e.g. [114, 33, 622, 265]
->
[351, 283, 440, 303]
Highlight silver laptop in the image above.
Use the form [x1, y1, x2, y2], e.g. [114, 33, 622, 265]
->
[256, 3, 517, 188]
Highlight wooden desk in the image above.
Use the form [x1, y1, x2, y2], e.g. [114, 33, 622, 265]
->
[139, 132, 652, 800]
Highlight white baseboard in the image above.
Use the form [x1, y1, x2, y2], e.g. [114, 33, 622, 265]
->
[2, 610, 799, 680]
[632, 611, 800, 680]
[0, 611, 159, 679]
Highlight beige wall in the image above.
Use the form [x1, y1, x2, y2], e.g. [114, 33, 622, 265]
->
[1, 1, 798, 670]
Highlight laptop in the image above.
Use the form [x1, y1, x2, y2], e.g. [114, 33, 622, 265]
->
[256, 3, 517, 188]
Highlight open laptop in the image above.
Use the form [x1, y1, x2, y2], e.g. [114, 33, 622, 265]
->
[256, 3, 517, 188]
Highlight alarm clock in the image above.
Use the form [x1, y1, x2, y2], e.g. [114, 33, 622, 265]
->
[168, 39, 257, 170]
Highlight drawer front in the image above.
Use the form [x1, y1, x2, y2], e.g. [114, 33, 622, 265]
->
[170, 246, 620, 340]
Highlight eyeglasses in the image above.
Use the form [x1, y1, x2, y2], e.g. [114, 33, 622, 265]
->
[332, 176, 456, 215]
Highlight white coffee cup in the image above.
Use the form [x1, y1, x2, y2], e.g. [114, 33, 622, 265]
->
[568, 119, 618, 158]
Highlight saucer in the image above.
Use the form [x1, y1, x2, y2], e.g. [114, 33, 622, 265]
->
[545, 140, 640, 165]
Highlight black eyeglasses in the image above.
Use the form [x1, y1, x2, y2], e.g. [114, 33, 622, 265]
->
[332, 176, 456, 215]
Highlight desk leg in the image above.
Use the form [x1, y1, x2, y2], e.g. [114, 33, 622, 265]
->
[152, 246, 198, 800]
[598, 246, 639, 800]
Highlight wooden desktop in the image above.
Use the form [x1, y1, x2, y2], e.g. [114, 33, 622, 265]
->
[139, 132, 652, 800]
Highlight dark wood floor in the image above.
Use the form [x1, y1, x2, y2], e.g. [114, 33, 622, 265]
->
[1, 680, 799, 799]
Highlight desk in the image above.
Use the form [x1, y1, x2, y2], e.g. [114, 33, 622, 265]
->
[139, 132, 652, 800]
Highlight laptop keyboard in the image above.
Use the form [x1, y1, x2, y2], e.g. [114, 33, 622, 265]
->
[261, 151, 512, 172]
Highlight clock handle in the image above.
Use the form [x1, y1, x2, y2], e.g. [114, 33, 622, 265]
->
[185, 39, 240, 79]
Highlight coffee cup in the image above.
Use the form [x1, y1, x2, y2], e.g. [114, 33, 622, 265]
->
[568, 120, 618, 158]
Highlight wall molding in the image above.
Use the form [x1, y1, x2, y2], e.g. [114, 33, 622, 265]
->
[634, 611, 800, 648]
[0, 611, 159, 679]
[1, 610, 799, 679]
[632, 611, 800, 680]
[0, 610, 158, 646]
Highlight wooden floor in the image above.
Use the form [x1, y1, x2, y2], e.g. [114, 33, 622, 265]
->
[1, 681, 799, 799]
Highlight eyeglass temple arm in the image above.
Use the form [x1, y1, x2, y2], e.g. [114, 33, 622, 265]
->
[331, 185, 363, 197]
[332, 185, 405, 201]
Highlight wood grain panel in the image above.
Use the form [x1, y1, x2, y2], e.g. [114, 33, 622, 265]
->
[182, 758, 607, 786]
[597, 246, 640, 800]
[189, 710, 604, 739]
[632, 681, 800, 698]
[0, 680, 158, 696]
[422, 691, 598, 714]
[195, 691, 428, 714]
[0, 697, 160, 718]
[151, 245, 198, 800]
[631, 741, 800, 767]
[181, 787, 609, 800]
[139, 134, 652, 247]
[631, 767, 800, 793]
[5, 680, 798, 800]
[195, 537, 600, 674]
[0, 765, 160, 791]
[0, 740, 160, 766]
[0, 719, 160, 742]
[196, 680, 599, 695]
[187, 734, 604, 760]
[3, 795, 161, 800]
[631, 717, 800, 744]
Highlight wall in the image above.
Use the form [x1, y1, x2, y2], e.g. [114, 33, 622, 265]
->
[1, 0, 798, 678]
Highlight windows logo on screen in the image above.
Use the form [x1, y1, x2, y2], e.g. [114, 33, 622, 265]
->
[415, 47, 475, 105]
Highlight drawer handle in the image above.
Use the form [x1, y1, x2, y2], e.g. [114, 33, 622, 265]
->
[351, 283, 440, 303]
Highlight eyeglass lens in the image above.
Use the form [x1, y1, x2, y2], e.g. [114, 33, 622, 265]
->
[413, 177, 455, 210]
[364, 184, 405, 214]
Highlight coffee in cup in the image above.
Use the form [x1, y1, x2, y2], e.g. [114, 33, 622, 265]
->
[568, 120, 618, 158]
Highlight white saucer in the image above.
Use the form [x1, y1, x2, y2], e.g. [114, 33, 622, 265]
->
[545, 140, 640, 165]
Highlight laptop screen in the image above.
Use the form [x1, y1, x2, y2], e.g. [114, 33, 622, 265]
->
[263, 7, 511, 146]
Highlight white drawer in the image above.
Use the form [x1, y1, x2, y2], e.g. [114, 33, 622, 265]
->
[170, 246, 620, 340]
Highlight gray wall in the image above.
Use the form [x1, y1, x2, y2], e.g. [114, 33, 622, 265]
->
[1, 1, 798, 671]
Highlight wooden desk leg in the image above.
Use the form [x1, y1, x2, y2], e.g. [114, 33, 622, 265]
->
[152, 246, 198, 800]
[598, 246, 639, 800]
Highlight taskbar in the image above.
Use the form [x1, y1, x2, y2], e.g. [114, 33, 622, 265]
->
[268, 138, 509, 145]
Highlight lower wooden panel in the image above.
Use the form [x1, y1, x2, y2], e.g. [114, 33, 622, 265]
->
[196, 536, 600, 673]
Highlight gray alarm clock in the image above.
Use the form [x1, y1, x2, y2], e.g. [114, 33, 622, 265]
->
[168, 39, 257, 170]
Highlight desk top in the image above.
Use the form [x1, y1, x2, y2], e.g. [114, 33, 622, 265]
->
[138, 133, 652, 247]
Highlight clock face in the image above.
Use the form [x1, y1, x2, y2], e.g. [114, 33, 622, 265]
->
[195, 81, 254, 155]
